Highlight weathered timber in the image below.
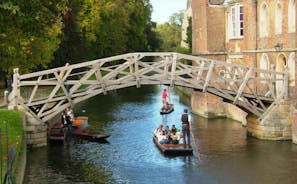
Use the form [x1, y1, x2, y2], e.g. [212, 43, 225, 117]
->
[8, 52, 287, 123]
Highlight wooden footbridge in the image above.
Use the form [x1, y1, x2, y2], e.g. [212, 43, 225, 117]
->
[8, 52, 288, 123]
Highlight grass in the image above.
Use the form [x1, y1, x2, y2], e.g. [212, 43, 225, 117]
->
[0, 109, 24, 182]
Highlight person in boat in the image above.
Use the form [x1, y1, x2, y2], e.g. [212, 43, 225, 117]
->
[170, 133, 179, 144]
[62, 110, 73, 131]
[165, 125, 170, 135]
[180, 109, 192, 147]
[171, 124, 177, 135]
[66, 107, 75, 121]
[155, 124, 164, 135]
[161, 89, 168, 104]
[157, 131, 169, 144]
[161, 102, 171, 111]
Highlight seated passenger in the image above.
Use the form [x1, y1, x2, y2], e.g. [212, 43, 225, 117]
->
[175, 131, 183, 142]
[165, 125, 170, 135]
[170, 134, 179, 144]
[157, 131, 169, 144]
[161, 102, 170, 111]
[171, 124, 177, 135]
[155, 124, 163, 135]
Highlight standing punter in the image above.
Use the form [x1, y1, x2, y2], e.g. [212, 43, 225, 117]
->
[161, 89, 168, 104]
[180, 109, 192, 147]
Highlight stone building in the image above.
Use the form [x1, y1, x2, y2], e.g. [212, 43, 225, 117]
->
[191, 0, 296, 102]
[189, 0, 297, 141]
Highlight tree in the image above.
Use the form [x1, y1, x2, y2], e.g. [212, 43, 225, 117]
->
[0, 1, 67, 84]
[185, 17, 192, 51]
[76, 0, 159, 59]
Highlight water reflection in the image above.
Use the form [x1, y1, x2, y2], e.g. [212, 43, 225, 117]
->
[24, 86, 297, 184]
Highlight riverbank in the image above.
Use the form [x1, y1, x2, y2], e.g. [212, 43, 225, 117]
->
[0, 109, 25, 184]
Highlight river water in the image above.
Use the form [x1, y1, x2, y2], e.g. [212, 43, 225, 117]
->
[24, 86, 297, 184]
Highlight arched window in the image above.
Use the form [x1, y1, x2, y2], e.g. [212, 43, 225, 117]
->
[260, 3, 269, 37]
[260, 54, 270, 83]
[288, 0, 296, 33]
[288, 52, 296, 86]
[275, 2, 282, 34]
[276, 54, 287, 96]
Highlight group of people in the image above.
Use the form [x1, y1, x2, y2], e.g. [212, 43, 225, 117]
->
[155, 124, 181, 144]
[61, 107, 75, 130]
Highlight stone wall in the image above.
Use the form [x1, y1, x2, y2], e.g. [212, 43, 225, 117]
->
[23, 111, 48, 147]
[191, 91, 226, 118]
[247, 100, 292, 140]
[224, 103, 248, 126]
[191, 91, 248, 125]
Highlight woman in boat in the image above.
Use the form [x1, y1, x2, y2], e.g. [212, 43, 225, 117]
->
[161, 89, 168, 104]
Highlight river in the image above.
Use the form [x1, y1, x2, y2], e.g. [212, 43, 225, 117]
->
[24, 86, 297, 184]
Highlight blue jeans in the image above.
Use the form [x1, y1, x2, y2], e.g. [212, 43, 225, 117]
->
[182, 124, 191, 146]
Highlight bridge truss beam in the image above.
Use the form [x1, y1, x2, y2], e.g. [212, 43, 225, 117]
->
[8, 52, 288, 122]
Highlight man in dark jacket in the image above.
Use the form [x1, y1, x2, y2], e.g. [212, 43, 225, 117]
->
[180, 109, 192, 147]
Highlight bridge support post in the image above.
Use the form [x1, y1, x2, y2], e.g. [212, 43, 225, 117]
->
[191, 91, 226, 118]
[247, 100, 292, 140]
[16, 106, 48, 147]
[23, 113, 48, 147]
[191, 91, 247, 124]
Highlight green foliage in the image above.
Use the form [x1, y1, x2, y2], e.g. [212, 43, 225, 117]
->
[0, 0, 68, 78]
[156, 11, 186, 52]
[0, 110, 24, 180]
[169, 10, 184, 26]
[52, 0, 160, 67]
[185, 17, 192, 51]
[0, 0, 161, 77]
[156, 22, 182, 52]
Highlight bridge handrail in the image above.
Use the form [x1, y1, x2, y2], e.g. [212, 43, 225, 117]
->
[18, 52, 285, 80]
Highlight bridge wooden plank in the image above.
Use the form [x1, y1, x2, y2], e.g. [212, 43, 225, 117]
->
[233, 68, 253, 104]
[203, 61, 215, 92]
[28, 76, 42, 104]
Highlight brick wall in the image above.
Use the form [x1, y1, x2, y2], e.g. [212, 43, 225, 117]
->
[207, 7, 226, 52]
[192, 0, 208, 53]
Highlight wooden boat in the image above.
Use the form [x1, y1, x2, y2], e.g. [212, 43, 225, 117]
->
[48, 127, 110, 142]
[54, 116, 88, 129]
[48, 116, 110, 142]
[153, 132, 193, 155]
[72, 128, 110, 142]
[160, 103, 174, 115]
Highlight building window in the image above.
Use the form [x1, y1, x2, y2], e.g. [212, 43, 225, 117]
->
[275, 3, 282, 35]
[260, 54, 270, 83]
[228, 4, 243, 39]
[260, 3, 269, 37]
[288, 0, 296, 33]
